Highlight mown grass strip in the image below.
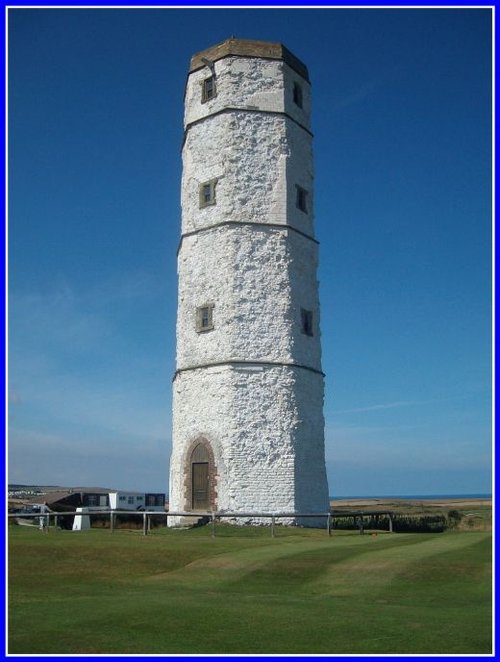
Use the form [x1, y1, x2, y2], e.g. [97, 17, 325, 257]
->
[8, 526, 491, 654]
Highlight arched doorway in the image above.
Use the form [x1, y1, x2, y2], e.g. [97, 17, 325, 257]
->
[191, 442, 210, 510]
[183, 438, 216, 511]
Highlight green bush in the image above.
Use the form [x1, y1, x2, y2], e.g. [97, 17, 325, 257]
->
[393, 515, 447, 533]
[332, 514, 447, 533]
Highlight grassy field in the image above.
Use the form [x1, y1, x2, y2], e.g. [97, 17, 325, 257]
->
[8, 523, 492, 654]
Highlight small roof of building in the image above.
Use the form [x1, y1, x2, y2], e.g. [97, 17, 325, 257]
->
[190, 37, 309, 82]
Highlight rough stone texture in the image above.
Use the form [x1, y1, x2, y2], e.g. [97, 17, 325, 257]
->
[170, 365, 328, 525]
[169, 40, 329, 526]
[185, 57, 311, 130]
[176, 226, 321, 370]
[181, 114, 313, 238]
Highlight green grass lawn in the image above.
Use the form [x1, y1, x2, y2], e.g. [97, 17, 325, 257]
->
[8, 524, 492, 654]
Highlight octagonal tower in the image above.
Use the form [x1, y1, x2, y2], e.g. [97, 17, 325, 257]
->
[169, 38, 329, 524]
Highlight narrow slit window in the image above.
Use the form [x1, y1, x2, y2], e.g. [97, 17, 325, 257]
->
[296, 185, 308, 213]
[199, 179, 217, 208]
[301, 309, 313, 336]
[202, 76, 216, 103]
[293, 82, 303, 108]
[196, 304, 214, 333]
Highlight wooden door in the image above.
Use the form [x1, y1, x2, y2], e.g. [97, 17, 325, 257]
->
[192, 462, 209, 509]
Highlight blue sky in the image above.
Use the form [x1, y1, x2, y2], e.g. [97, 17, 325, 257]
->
[8, 8, 492, 496]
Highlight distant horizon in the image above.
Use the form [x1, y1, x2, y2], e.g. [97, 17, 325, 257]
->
[8, 482, 492, 501]
[9, 9, 492, 498]
[331, 493, 492, 500]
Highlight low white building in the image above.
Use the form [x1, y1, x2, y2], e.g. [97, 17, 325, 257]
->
[108, 492, 165, 512]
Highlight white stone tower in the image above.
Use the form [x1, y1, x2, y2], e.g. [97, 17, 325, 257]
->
[169, 38, 329, 524]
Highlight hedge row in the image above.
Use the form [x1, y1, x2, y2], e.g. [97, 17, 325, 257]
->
[332, 514, 448, 533]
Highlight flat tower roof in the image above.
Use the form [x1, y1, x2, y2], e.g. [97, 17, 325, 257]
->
[190, 38, 309, 82]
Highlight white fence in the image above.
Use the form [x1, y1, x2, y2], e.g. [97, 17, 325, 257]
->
[9, 509, 394, 536]
[10, 510, 333, 537]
